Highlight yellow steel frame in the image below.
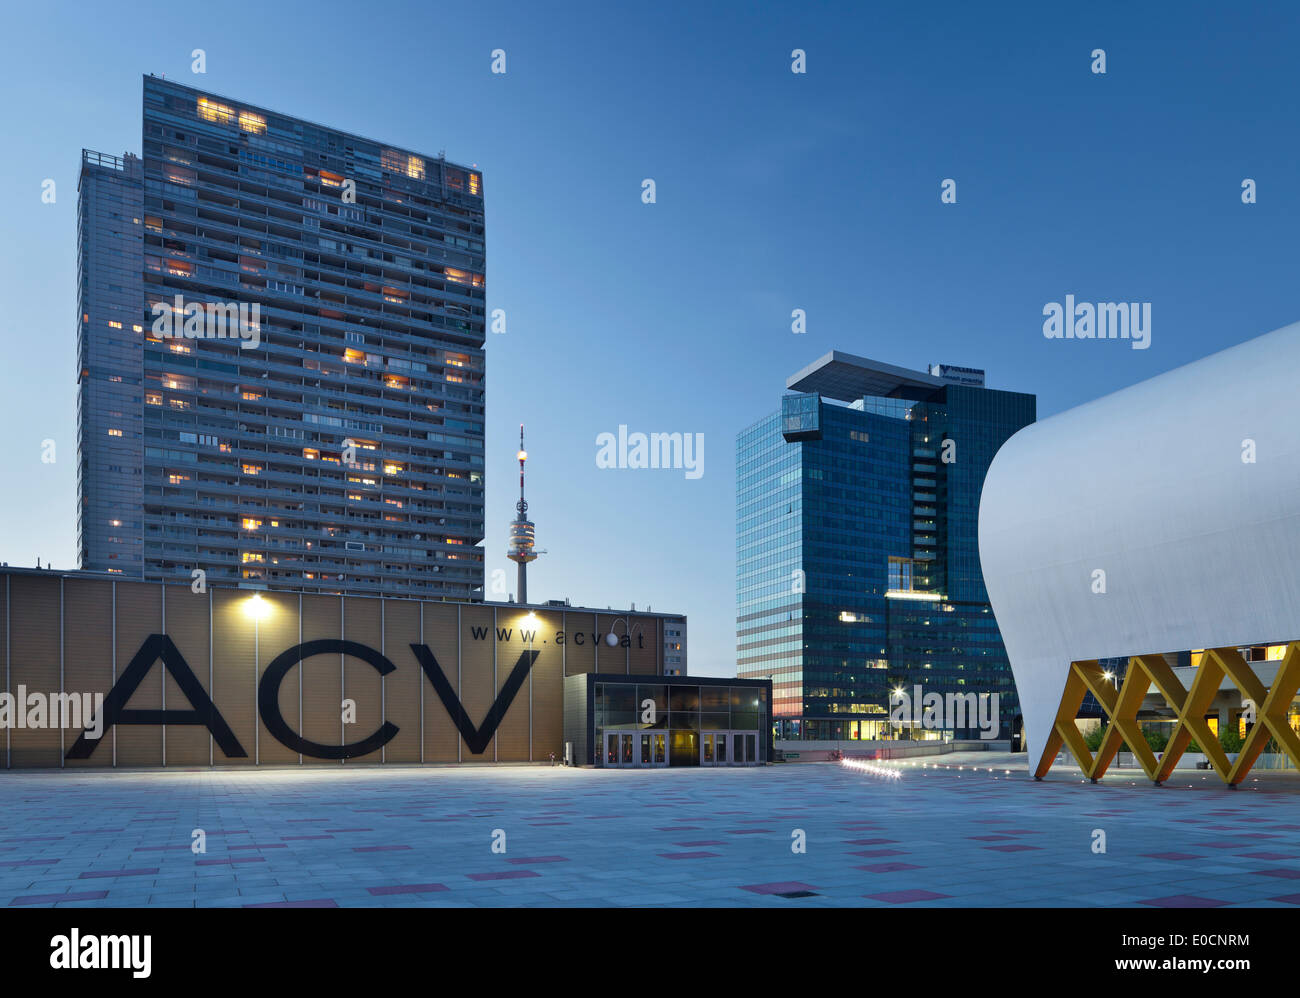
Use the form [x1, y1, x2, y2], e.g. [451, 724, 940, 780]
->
[1033, 643, 1300, 785]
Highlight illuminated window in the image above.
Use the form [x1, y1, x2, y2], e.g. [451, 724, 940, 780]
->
[343, 348, 366, 365]
[237, 110, 266, 134]
[197, 97, 235, 124]
[383, 462, 402, 475]
[107, 320, 122, 329]
[241, 552, 265, 563]
[168, 473, 190, 485]
[319, 170, 345, 188]
[381, 149, 424, 179]
[242, 463, 262, 475]
[242, 518, 263, 530]
[132, 324, 143, 333]
[469, 172, 481, 196]
[242, 391, 263, 401]
[302, 448, 320, 460]
[107, 428, 123, 437]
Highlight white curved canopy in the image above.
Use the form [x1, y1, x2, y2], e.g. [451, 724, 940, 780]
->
[978, 322, 1300, 772]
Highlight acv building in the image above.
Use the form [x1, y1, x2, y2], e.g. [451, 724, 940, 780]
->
[0, 568, 769, 770]
[980, 321, 1300, 786]
[77, 76, 486, 599]
[737, 352, 1035, 742]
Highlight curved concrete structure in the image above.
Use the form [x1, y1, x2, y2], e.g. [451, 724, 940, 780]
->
[979, 322, 1300, 775]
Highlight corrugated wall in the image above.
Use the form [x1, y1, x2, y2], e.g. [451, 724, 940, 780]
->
[0, 572, 670, 768]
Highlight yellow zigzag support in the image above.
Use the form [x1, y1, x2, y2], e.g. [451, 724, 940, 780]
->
[1034, 642, 1300, 786]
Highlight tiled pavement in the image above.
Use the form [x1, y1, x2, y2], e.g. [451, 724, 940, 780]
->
[1, 753, 1299, 907]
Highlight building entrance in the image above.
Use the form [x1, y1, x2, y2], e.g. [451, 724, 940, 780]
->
[603, 730, 668, 768]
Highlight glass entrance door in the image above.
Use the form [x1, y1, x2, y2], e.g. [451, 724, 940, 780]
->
[604, 730, 668, 768]
[701, 731, 733, 766]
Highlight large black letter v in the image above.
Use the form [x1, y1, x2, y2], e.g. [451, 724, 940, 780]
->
[66, 634, 248, 759]
[410, 645, 540, 755]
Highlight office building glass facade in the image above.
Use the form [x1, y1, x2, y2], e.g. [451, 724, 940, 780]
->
[738, 363, 1035, 742]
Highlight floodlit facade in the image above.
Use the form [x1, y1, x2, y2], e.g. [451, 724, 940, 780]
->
[0, 568, 747, 769]
[77, 76, 486, 599]
[738, 352, 1035, 741]
[979, 321, 1300, 785]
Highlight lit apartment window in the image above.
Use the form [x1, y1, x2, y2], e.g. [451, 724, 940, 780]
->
[107, 428, 123, 437]
[132, 324, 143, 332]
[469, 173, 481, 196]
[107, 320, 122, 329]
[320, 170, 345, 188]
[196, 97, 235, 124]
[237, 110, 266, 134]
[302, 448, 320, 460]
[242, 463, 262, 475]
[242, 518, 262, 530]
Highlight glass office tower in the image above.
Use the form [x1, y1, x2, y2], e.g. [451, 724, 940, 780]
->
[737, 353, 1035, 741]
[77, 76, 486, 598]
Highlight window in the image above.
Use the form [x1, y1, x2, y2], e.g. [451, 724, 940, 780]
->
[196, 97, 235, 124]
[237, 110, 266, 134]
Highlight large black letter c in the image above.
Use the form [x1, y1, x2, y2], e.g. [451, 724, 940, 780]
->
[258, 639, 399, 759]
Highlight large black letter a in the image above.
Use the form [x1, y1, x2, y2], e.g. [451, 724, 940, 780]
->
[65, 634, 248, 759]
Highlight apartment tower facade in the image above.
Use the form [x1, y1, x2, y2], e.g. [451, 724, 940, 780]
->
[77, 76, 485, 598]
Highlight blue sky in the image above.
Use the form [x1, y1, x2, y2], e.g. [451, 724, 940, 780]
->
[2, 1, 1298, 675]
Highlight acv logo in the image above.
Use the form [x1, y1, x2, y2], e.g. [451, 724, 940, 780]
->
[63, 635, 539, 761]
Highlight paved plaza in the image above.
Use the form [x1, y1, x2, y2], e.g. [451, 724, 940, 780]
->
[2, 752, 1300, 907]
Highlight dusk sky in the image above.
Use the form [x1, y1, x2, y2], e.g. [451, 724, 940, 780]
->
[3, 1, 1299, 675]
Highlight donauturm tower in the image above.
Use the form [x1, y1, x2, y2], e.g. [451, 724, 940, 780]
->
[506, 425, 539, 603]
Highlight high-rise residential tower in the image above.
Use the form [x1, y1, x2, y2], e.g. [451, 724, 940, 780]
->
[77, 76, 486, 598]
[736, 352, 1035, 741]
